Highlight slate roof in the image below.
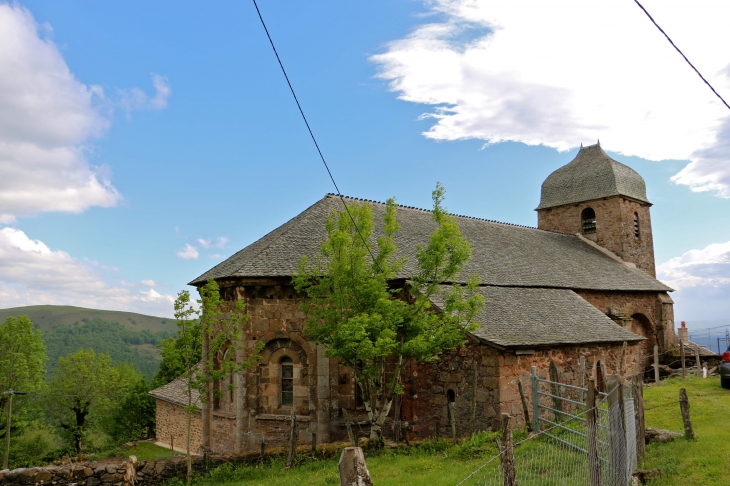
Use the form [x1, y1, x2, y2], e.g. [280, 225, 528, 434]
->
[536, 144, 650, 209]
[149, 375, 201, 408]
[191, 194, 671, 293]
[431, 285, 643, 347]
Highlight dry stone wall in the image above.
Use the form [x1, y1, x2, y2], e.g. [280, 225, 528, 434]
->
[0, 455, 246, 486]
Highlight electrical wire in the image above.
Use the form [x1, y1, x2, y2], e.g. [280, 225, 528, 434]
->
[632, 0, 730, 111]
[250, 0, 380, 266]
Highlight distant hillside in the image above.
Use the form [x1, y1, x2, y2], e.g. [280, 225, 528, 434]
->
[0, 305, 178, 379]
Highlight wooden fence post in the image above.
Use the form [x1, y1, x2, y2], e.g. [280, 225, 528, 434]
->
[530, 366, 540, 433]
[339, 447, 373, 486]
[680, 341, 686, 378]
[632, 377, 646, 460]
[311, 433, 317, 454]
[517, 379, 532, 432]
[342, 408, 357, 447]
[607, 374, 627, 486]
[586, 379, 601, 486]
[619, 341, 627, 380]
[448, 402, 458, 442]
[497, 414, 517, 486]
[679, 388, 695, 440]
[694, 346, 701, 376]
[579, 356, 586, 403]
[549, 360, 563, 422]
[260, 437, 265, 464]
[653, 345, 660, 384]
[286, 410, 298, 468]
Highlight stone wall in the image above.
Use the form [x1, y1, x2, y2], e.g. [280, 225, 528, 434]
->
[398, 340, 643, 438]
[537, 195, 656, 276]
[575, 290, 676, 352]
[0, 455, 252, 486]
[154, 399, 202, 454]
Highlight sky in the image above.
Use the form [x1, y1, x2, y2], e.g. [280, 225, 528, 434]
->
[1, 0, 730, 324]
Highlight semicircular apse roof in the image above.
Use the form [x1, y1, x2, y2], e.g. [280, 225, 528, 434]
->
[537, 144, 650, 210]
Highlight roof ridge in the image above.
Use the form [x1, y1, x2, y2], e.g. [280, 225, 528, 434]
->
[324, 193, 573, 235]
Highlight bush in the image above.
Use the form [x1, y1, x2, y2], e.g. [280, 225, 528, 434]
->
[1, 430, 55, 469]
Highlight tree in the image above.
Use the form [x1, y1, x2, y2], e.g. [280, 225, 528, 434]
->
[151, 317, 202, 389]
[195, 278, 262, 413]
[293, 184, 484, 442]
[170, 289, 199, 483]
[0, 316, 47, 467]
[47, 349, 130, 455]
[102, 366, 156, 443]
[172, 280, 261, 483]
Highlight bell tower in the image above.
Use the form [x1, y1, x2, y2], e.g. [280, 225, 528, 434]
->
[536, 143, 656, 277]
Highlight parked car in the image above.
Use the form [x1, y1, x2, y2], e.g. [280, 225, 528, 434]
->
[721, 344, 730, 389]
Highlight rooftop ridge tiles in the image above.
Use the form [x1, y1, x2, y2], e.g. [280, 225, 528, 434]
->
[324, 193, 572, 235]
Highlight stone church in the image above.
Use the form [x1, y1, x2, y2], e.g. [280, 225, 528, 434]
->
[151, 143, 674, 454]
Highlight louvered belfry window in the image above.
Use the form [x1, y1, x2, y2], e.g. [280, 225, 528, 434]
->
[634, 212, 640, 239]
[581, 208, 596, 234]
[281, 357, 294, 406]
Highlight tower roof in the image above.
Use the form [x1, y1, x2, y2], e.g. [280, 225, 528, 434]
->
[536, 144, 650, 210]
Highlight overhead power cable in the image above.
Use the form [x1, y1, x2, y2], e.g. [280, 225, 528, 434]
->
[251, 0, 379, 265]
[632, 0, 730, 111]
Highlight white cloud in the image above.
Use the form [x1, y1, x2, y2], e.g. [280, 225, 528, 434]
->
[657, 241, 730, 290]
[117, 73, 171, 113]
[196, 237, 229, 249]
[176, 244, 199, 260]
[140, 279, 158, 287]
[0, 4, 171, 222]
[657, 241, 730, 321]
[371, 0, 730, 195]
[0, 227, 175, 316]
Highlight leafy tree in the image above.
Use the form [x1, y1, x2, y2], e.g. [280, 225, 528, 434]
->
[151, 318, 202, 388]
[102, 366, 156, 443]
[293, 184, 484, 441]
[46, 349, 132, 455]
[172, 279, 262, 482]
[194, 278, 262, 412]
[0, 316, 47, 466]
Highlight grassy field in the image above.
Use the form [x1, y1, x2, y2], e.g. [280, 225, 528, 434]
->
[177, 375, 728, 486]
[640, 375, 730, 485]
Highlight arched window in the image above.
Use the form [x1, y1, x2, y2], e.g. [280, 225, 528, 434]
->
[633, 212, 640, 239]
[280, 357, 293, 406]
[581, 208, 596, 234]
[447, 389, 456, 403]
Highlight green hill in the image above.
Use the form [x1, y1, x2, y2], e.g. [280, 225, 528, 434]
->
[0, 305, 178, 379]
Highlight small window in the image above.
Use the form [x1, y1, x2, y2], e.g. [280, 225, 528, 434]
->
[633, 212, 640, 239]
[447, 389, 456, 403]
[581, 208, 596, 234]
[280, 357, 293, 407]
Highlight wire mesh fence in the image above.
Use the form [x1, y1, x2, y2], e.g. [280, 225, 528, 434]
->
[457, 368, 640, 486]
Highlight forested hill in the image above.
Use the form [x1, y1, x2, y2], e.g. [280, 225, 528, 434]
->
[0, 305, 177, 379]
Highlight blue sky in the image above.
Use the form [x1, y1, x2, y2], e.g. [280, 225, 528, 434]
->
[1, 0, 730, 323]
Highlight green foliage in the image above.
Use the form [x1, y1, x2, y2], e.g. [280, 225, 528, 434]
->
[0, 315, 47, 438]
[194, 278, 263, 405]
[0, 426, 55, 470]
[46, 349, 135, 455]
[152, 320, 202, 388]
[293, 184, 484, 438]
[102, 369, 156, 443]
[43, 318, 172, 379]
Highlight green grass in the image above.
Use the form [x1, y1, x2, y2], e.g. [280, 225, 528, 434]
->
[95, 442, 176, 462]
[640, 375, 730, 485]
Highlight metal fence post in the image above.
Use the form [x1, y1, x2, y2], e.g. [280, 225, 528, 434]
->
[653, 345, 660, 384]
[530, 366, 540, 433]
